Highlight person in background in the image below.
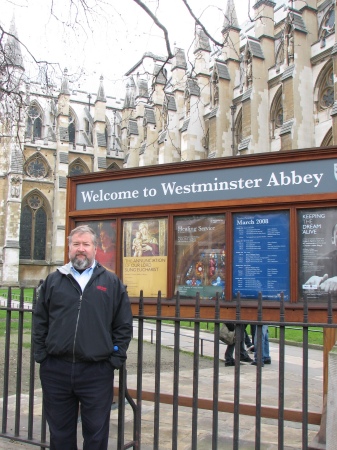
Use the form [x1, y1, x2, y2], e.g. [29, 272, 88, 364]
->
[244, 324, 255, 352]
[33, 225, 133, 450]
[251, 325, 271, 366]
[224, 324, 253, 367]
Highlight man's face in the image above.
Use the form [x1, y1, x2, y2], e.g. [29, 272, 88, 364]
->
[69, 232, 96, 270]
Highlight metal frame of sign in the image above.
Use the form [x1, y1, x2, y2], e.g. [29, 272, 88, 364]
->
[66, 146, 337, 322]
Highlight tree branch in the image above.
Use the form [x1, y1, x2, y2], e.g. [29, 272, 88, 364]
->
[131, 0, 174, 59]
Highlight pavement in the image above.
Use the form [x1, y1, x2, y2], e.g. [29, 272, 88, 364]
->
[0, 320, 325, 449]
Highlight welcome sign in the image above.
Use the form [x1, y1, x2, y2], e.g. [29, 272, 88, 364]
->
[76, 158, 337, 210]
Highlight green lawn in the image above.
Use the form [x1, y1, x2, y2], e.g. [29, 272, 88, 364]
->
[0, 311, 33, 337]
[0, 308, 324, 346]
[0, 288, 34, 303]
[167, 321, 324, 346]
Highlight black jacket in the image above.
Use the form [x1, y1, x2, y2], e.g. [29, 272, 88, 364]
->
[33, 262, 133, 369]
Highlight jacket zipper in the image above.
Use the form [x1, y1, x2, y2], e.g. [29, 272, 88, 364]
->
[67, 275, 83, 363]
[67, 267, 99, 363]
[72, 294, 83, 362]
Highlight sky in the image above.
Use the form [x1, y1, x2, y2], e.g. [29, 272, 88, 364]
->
[2, 0, 251, 94]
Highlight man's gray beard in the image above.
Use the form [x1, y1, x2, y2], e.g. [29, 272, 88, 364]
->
[72, 256, 90, 270]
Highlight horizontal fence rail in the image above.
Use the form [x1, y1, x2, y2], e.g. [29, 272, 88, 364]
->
[0, 288, 335, 449]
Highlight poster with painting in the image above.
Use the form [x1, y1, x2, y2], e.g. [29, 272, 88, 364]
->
[123, 219, 168, 297]
[174, 215, 226, 300]
[76, 220, 116, 272]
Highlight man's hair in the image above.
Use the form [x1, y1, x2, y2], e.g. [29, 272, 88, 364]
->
[68, 225, 98, 247]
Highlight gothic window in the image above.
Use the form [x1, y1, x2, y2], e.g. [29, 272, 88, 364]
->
[68, 110, 76, 145]
[69, 159, 89, 176]
[321, 128, 333, 147]
[319, 7, 335, 46]
[275, 41, 284, 71]
[271, 88, 283, 138]
[25, 153, 49, 179]
[318, 67, 334, 111]
[25, 104, 43, 142]
[19, 193, 47, 260]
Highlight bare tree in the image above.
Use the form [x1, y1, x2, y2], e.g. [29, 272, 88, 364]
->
[0, 0, 254, 153]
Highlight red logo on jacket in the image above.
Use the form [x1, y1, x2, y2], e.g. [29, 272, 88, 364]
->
[97, 285, 107, 292]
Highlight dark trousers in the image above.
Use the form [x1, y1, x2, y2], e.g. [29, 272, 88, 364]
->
[225, 325, 249, 362]
[40, 356, 115, 450]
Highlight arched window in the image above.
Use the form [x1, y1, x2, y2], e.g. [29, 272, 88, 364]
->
[69, 159, 89, 176]
[24, 153, 49, 179]
[25, 103, 43, 142]
[19, 193, 47, 260]
[319, 7, 335, 47]
[321, 128, 333, 147]
[271, 88, 283, 138]
[275, 41, 284, 71]
[317, 66, 334, 111]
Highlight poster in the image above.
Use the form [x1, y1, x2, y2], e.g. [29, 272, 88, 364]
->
[76, 220, 116, 272]
[232, 212, 290, 300]
[174, 215, 226, 300]
[123, 219, 168, 297]
[298, 208, 337, 299]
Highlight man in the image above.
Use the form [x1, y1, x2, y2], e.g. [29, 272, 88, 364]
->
[33, 225, 133, 450]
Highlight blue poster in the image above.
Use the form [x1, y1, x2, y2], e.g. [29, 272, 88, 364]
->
[233, 212, 290, 300]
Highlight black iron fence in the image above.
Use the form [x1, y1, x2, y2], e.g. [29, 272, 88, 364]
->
[0, 288, 336, 449]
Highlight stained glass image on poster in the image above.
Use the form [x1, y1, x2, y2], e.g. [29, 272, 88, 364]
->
[174, 215, 226, 300]
[123, 219, 168, 298]
[232, 212, 290, 300]
[298, 208, 337, 300]
[76, 220, 116, 272]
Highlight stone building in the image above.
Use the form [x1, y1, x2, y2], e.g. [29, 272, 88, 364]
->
[0, 0, 336, 286]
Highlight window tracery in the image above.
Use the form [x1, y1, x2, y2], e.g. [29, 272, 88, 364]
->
[25, 103, 42, 142]
[271, 88, 283, 139]
[69, 159, 89, 176]
[318, 67, 334, 111]
[24, 154, 49, 179]
[19, 193, 47, 260]
[319, 7, 335, 47]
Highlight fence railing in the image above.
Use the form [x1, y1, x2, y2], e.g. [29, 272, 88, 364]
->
[0, 288, 335, 449]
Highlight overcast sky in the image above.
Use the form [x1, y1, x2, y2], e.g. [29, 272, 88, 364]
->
[2, 0, 251, 94]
